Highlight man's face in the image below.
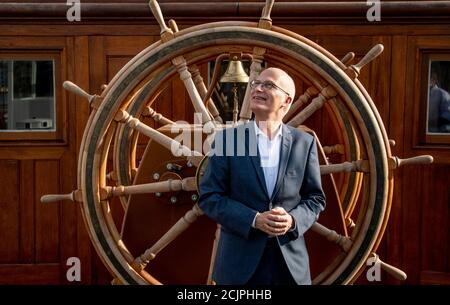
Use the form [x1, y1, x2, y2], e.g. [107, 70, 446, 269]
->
[430, 72, 438, 88]
[250, 70, 291, 119]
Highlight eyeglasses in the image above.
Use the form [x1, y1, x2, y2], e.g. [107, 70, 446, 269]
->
[250, 80, 290, 96]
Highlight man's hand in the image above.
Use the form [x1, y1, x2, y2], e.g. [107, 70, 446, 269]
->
[255, 207, 294, 236]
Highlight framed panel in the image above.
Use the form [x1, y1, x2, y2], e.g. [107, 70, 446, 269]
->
[420, 53, 450, 144]
[0, 52, 63, 142]
[0, 35, 68, 144]
[406, 36, 450, 151]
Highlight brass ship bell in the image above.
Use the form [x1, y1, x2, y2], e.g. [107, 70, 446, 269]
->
[220, 56, 249, 123]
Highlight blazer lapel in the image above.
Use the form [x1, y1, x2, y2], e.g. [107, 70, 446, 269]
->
[270, 124, 292, 202]
[246, 123, 269, 198]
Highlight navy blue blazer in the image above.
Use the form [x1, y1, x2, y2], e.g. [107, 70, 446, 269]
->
[198, 122, 326, 285]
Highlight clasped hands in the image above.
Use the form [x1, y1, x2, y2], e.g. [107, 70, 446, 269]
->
[255, 207, 294, 236]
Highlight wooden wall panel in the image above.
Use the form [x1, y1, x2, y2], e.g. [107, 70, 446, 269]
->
[0, 34, 89, 284]
[400, 35, 450, 284]
[370, 36, 392, 125]
[19, 160, 35, 263]
[73, 35, 94, 285]
[0, 264, 60, 285]
[0, 158, 70, 284]
[420, 270, 450, 285]
[398, 164, 450, 284]
[0, 160, 19, 263]
[420, 165, 449, 272]
[401, 165, 426, 284]
[35, 160, 60, 263]
[107, 56, 133, 83]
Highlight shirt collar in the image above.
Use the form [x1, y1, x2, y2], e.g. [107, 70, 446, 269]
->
[253, 120, 283, 140]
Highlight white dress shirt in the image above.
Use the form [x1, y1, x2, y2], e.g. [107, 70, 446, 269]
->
[254, 120, 283, 199]
[251, 121, 282, 229]
[250, 121, 296, 232]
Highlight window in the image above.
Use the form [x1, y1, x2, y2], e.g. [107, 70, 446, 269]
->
[426, 60, 450, 134]
[0, 60, 55, 131]
[419, 52, 450, 145]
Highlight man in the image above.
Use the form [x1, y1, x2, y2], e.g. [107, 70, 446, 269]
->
[428, 71, 450, 133]
[198, 67, 326, 285]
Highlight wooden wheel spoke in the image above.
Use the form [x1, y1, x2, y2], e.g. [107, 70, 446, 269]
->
[320, 155, 433, 175]
[367, 253, 407, 281]
[190, 64, 223, 123]
[285, 51, 356, 123]
[340, 52, 355, 65]
[345, 44, 384, 79]
[260, 0, 275, 23]
[388, 155, 433, 169]
[115, 110, 203, 158]
[172, 56, 214, 128]
[63, 81, 102, 109]
[168, 19, 179, 33]
[323, 144, 345, 155]
[311, 222, 352, 253]
[320, 160, 369, 175]
[131, 204, 204, 271]
[149, 0, 173, 41]
[149, 1, 214, 127]
[284, 86, 319, 121]
[101, 177, 197, 199]
[345, 218, 356, 229]
[142, 106, 174, 125]
[287, 85, 337, 126]
[40, 190, 83, 203]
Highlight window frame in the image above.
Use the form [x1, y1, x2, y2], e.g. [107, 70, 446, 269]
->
[419, 52, 450, 145]
[0, 51, 64, 143]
